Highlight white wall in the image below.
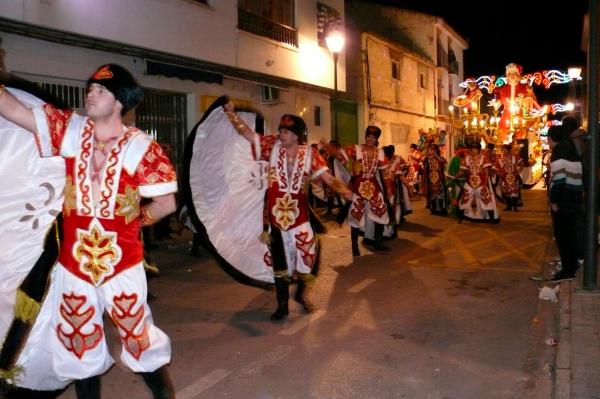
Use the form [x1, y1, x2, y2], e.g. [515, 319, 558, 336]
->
[0, 0, 345, 91]
[2, 31, 332, 140]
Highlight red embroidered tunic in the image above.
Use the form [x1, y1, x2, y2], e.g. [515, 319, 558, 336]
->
[344, 144, 388, 224]
[259, 135, 327, 231]
[32, 104, 177, 286]
[495, 154, 523, 197]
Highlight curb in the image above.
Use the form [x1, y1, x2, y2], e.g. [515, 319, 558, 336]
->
[555, 279, 572, 399]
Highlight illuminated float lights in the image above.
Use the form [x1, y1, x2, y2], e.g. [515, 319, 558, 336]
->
[459, 69, 583, 93]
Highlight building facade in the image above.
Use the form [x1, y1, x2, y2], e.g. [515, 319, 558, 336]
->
[345, 2, 467, 157]
[0, 0, 346, 170]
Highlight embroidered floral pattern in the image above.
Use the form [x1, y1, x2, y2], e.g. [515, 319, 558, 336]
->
[115, 185, 140, 224]
[272, 193, 299, 230]
[136, 141, 177, 186]
[57, 292, 103, 359]
[295, 231, 316, 268]
[99, 130, 133, 218]
[111, 293, 150, 360]
[264, 251, 273, 268]
[469, 174, 482, 189]
[370, 196, 387, 217]
[77, 121, 94, 215]
[290, 146, 306, 192]
[358, 180, 375, 200]
[43, 104, 74, 155]
[350, 197, 366, 221]
[73, 220, 122, 285]
[359, 146, 379, 178]
[63, 176, 77, 216]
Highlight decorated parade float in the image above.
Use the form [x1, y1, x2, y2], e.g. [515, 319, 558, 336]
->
[449, 63, 582, 187]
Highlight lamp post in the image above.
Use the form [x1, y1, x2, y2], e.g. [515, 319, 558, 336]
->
[326, 28, 344, 143]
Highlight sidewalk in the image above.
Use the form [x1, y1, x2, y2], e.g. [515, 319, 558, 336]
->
[555, 266, 600, 398]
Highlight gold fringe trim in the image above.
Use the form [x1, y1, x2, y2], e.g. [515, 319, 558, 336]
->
[273, 270, 290, 280]
[14, 289, 40, 323]
[143, 259, 160, 276]
[297, 273, 316, 286]
[0, 364, 24, 385]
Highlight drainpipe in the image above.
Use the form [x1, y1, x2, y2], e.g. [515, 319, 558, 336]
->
[583, 0, 598, 289]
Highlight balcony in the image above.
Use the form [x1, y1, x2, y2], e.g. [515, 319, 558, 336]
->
[238, 8, 298, 47]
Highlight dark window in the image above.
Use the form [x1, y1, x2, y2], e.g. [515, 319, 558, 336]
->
[317, 2, 341, 47]
[238, 0, 298, 47]
[391, 61, 400, 80]
[136, 89, 188, 173]
[314, 106, 321, 126]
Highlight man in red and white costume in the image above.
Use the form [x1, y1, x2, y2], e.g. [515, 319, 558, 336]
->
[495, 143, 524, 211]
[457, 143, 499, 224]
[344, 126, 389, 256]
[0, 64, 177, 398]
[406, 143, 423, 195]
[223, 104, 352, 321]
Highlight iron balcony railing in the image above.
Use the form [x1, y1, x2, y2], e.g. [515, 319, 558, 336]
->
[237, 8, 298, 47]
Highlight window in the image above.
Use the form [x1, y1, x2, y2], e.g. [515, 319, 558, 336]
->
[391, 61, 400, 80]
[417, 64, 429, 89]
[238, 0, 298, 46]
[136, 89, 188, 172]
[317, 2, 341, 47]
[314, 106, 321, 126]
[389, 49, 402, 80]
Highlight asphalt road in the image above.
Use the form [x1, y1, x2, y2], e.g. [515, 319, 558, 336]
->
[58, 188, 556, 399]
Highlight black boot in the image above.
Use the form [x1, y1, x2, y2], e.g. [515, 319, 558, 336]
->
[488, 210, 496, 224]
[512, 198, 519, 211]
[270, 276, 289, 321]
[503, 199, 512, 211]
[75, 376, 101, 399]
[294, 273, 318, 313]
[3, 386, 65, 399]
[140, 366, 175, 399]
[351, 227, 361, 257]
[373, 223, 390, 253]
[190, 233, 202, 257]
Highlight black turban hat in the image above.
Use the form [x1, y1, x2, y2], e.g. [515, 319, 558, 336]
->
[87, 64, 144, 116]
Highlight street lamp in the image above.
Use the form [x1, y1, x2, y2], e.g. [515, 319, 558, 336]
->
[326, 27, 344, 143]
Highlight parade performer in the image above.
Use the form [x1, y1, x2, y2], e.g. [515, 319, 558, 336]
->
[406, 143, 423, 195]
[381, 145, 406, 234]
[0, 64, 177, 398]
[495, 144, 524, 211]
[344, 126, 389, 256]
[422, 144, 448, 215]
[395, 152, 414, 223]
[493, 63, 541, 142]
[222, 102, 352, 321]
[457, 143, 499, 223]
[446, 145, 466, 218]
[323, 140, 351, 215]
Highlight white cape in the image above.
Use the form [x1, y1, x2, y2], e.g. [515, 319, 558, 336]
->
[189, 108, 273, 283]
[0, 88, 65, 388]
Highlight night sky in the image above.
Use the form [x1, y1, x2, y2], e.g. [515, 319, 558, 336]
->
[362, 0, 589, 102]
